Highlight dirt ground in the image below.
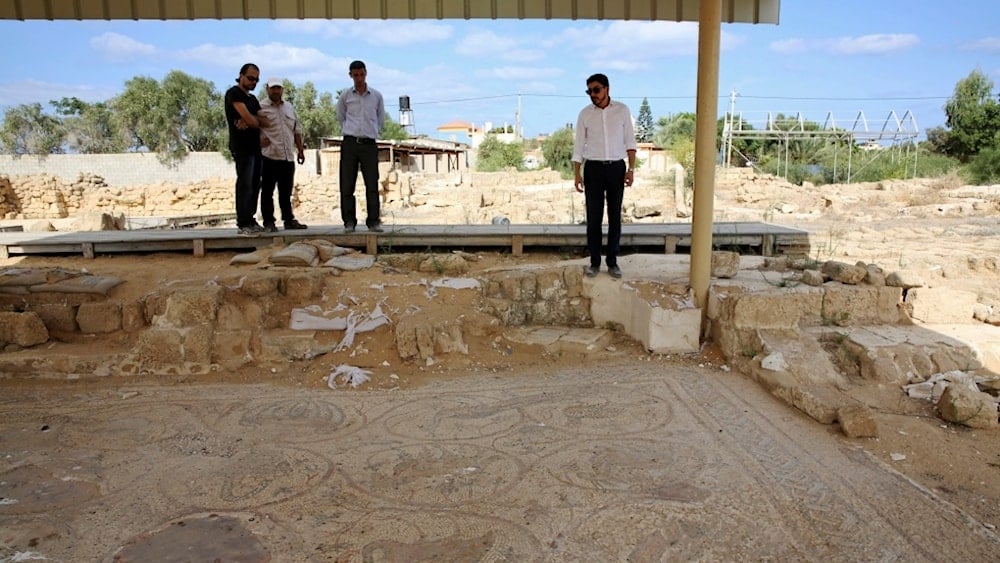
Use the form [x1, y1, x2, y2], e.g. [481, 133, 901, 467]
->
[2, 173, 999, 537]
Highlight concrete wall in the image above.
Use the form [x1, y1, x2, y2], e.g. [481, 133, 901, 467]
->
[0, 151, 322, 187]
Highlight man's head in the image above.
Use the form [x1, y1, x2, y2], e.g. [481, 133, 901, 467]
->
[585, 73, 610, 107]
[238, 63, 260, 91]
[349, 60, 367, 89]
[265, 78, 284, 102]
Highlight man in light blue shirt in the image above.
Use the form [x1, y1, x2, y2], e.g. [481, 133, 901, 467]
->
[336, 60, 385, 233]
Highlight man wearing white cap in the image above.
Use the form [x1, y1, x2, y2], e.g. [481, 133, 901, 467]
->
[258, 77, 307, 232]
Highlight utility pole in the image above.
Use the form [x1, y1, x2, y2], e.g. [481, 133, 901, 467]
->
[726, 88, 738, 167]
[515, 94, 523, 140]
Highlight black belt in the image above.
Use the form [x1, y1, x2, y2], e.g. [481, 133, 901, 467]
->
[586, 159, 622, 165]
[344, 135, 375, 144]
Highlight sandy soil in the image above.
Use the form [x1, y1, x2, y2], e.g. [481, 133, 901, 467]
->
[1, 173, 999, 534]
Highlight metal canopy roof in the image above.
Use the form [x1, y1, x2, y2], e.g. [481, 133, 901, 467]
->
[0, 0, 779, 23]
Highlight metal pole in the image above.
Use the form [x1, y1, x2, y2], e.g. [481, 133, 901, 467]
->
[690, 0, 722, 311]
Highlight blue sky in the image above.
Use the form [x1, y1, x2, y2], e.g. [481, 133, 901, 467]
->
[1, 1, 998, 142]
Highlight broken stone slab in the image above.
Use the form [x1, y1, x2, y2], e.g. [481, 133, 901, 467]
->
[821, 261, 867, 285]
[905, 287, 978, 324]
[711, 251, 740, 279]
[885, 270, 926, 289]
[838, 405, 879, 438]
[937, 385, 999, 429]
[325, 255, 376, 271]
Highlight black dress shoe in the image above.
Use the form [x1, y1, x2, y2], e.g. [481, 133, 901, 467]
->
[284, 220, 307, 230]
[344, 224, 356, 233]
[368, 223, 384, 233]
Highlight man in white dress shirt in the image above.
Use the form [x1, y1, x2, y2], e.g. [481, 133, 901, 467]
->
[572, 73, 637, 279]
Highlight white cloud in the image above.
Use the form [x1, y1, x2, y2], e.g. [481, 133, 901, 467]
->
[455, 30, 545, 62]
[276, 20, 452, 46]
[175, 42, 341, 76]
[556, 22, 742, 71]
[89, 32, 157, 63]
[0, 79, 114, 108]
[474, 67, 564, 80]
[770, 38, 808, 55]
[826, 34, 919, 55]
[962, 37, 1000, 52]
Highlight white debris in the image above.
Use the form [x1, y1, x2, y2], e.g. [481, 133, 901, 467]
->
[902, 370, 989, 402]
[890, 453, 906, 462]
[289, 306, 349, 331]
[327, 365, 372, 389]
[760, 352, 787, 372]
[10, 552, 48, 561]
[334, 304, 391, 352]
[0, 498, 19, 505]
[430, 277, 481, 290]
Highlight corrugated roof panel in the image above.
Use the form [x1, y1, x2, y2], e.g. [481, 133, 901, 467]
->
[0, 0, 780, 23]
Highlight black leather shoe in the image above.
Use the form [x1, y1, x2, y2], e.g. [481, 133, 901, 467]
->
[344, 224, 356, 233]
[368, 223, 384, 233]
[284, 220, 307, 230]
[262, 223, 278, 233]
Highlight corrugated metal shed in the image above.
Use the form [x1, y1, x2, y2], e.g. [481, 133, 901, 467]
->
[0, 0, 779, 24]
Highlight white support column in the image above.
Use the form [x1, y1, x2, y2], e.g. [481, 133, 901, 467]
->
[690, 0, 723, 311]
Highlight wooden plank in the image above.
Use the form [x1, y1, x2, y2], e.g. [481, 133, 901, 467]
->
[82, 242, 94, 259]
[366, 235, 378, 256]
[0, 245, 7, 260]
[193, 239, 205, 258]
[762, 234, 776, 257]
[512, 234, 524, 256]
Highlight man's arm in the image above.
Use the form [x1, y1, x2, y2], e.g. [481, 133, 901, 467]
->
[572, 111, 586, 193]
[232, 101, 259, 129]
[375, 91, 385, 137]
[336, 92, 346, 130]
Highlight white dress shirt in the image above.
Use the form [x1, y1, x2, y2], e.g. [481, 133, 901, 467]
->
[258, 97, 300, 162]
[337, 86, 385, 140]
[571, 99, 637, 163]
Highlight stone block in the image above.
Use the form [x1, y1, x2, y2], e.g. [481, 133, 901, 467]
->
[162, 286, 222, 327]
[434, 323, 468, 355]
[937, 385, 998, 429]
[905, 287, 978, 324]
[711, 251, 740, 279]
[77, 301, 122, 334]
[821, 261, 867, 284]
[283, 272, 325, 300]
[496, 271, 536, 301]
[213, 329, 253, 369]
[240, 272, 282, 297]
[800, 270, 824, 286]
[182, 325, 215, 363]
[136, 328, 183, 368]
[217, 301, 264, 330]
[0, 311, 49, 347]
[29, 303, 78, 333]
[632, 302, 700, 354]
[260, 329, 333, 361]
[121, 300, 146, 332]
[838, 405, 879, 438]
[535, 269, 567, 301]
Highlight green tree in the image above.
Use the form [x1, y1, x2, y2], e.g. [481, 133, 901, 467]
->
[653, 112, 696, 148]
[476, 134, 523, 171]
[381, 115, 410, 140]
[966, 145, 1000, 184]
[112, 70, 224, 164]
[635, 98, 654, 143]
[941, 69, 1000, 162]
[52, 97, 127, 154]
[282, 81, 339, 148]
[0, 103, 64, 156]
[541, 126, 575, 177]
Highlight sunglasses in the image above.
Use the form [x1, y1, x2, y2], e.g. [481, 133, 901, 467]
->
[585, 86, 604, 95]
[245, 76, 260, 82]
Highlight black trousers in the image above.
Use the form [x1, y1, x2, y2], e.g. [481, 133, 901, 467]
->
[583, 159, 626, 268]
[261, 156, 296, 225]
[339, 137, 380, 227]
[232, 150, 262, 228]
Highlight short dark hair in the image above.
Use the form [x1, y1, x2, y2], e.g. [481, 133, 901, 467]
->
[586, 73, 609, 88]
[237, 63, 259, 83]
[349, 60, 366, 71]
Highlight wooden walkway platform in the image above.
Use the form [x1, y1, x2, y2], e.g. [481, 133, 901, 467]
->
[0, 222, 811, 259]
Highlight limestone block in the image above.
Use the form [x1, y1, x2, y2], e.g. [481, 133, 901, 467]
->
[822, 286, 902, 326]
[838, 405, 879, 438]
[161, 286, 222, 327]
[260, 329, 333, 361]
[212, 330, 253, 369]
[495, 271, 537, 301]
[632, 303, 700, 354]
[821, 261, 867, 285]
[800, 270, 824, 286]
[182, 325, 215, 363]
[240, 272, 282, 297]
[726, 289, 823, 330]
[283, 272, 325, 300]
[937, 385, 998, 429]
[434, 323, 468, 355]
[905, 287, 978, 324]
[77, 301, 122, 334]
[395, 320, 419, 359]
[28, 303, 78, 333]
[711, 251, 740, 279]
[121, 300, 146, 332]
[535, 269, 567, 301]
[217, 301, 264, 330]
[136, 328, 183, 368]
[562, 267, 584, 298]
[864, 265, 886, 286]
[0, 311, 49, 347]
[418, 254, 469, 275]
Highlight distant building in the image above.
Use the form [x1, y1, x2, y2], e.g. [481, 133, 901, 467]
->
[435, 120, 518, 148]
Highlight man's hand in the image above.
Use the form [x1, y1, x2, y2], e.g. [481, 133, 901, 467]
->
[625, 169, 634, 187]
[574, 172, 584, 193]
[297, 151, 305, 165]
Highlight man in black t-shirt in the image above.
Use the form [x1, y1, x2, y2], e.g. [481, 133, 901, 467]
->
[224, 63, 268, 235]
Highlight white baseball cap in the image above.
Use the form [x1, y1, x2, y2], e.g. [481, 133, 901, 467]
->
[265, 77, 284, 89]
